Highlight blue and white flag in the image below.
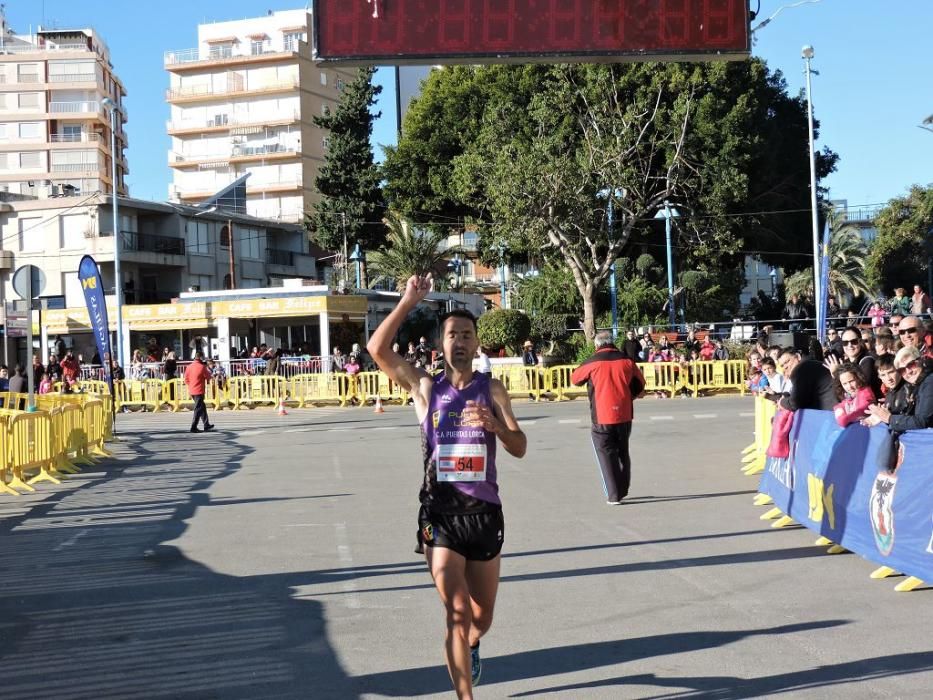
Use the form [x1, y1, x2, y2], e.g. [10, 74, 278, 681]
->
[816, 219, 831, 343]
[77, 255, 113, 387]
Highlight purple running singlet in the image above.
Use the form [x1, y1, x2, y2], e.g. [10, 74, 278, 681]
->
[419, 372, 500, 514]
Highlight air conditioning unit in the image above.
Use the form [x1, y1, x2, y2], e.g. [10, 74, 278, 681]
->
[207, 119, 214, 127]
[0, 250, 13, 272]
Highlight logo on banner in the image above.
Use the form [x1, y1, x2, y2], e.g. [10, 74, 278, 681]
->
[767, 438, 798, 490]
[869, 471, 898, 556]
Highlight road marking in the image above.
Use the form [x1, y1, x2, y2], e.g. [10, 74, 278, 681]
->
[327, 427, 352, 432]
[558, 419, 581, 424]
[650, 415, 674, 421]
[372, 426, 397, 431]
[334, 523, 361, 610]
[693, 414, 718, 419]
[522, 420, 537, 426]
[52, 529, 88, 551]
[284, 428, 313, 433]
[238, 430, 264, 437]
[739, 412, 755, 417]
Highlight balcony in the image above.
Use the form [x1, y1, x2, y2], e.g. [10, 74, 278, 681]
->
[49, 100, 101, 115]
[50, 132, 101, 144]
[51, 162, 101, 173]
[164, 46, 297, 68]
[48, 72, 98, 83]
[122, 231, 186, 256]
[166, 110, 300, 134]
[266, 248, 295, 266]
[166, 78, 298, 102]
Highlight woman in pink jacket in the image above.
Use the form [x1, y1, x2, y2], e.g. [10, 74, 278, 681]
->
[832, 363, 875, 427]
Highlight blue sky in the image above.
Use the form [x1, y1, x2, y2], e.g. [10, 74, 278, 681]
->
[7, 0, 931, 207]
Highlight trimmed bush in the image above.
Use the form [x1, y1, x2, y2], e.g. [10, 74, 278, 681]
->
[477, 309, 531, 355]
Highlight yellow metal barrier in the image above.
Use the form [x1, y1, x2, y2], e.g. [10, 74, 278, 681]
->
[685, 360, 748, 397]
[492, 365, 546, 401]
[0, 414, 18, 496]
[114, 379, 164, 412]
[9, 411, 57, 488]
[544, 365, 588, 401]
[162, 378, 226, 412]
[228, 375, 287, 409]
[636, 361, 685, 398]
[289, 373, 346, 407]
[83, 398, 111, 458]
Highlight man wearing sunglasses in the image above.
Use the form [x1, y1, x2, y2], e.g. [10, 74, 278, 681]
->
[864, 346, 933, 432]
[896, 316, 932, 361]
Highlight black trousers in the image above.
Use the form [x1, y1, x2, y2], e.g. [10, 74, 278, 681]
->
[591, 422, 633, 502]
[191, 394, 210, 430]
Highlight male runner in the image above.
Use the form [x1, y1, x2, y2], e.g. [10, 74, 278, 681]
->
[368, 274, 526, 699]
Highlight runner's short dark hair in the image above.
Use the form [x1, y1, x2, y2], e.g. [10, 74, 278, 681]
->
[439, 309, 478, 334]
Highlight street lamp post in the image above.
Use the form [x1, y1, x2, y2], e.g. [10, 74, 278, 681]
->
[349, 243, 365, 289]
[802, 45, 821, 319]
[101, 97, 125, 368]
[654, 202, 681, 331]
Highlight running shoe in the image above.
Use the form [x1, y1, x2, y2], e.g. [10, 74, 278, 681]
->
[470, 642, 482, 686]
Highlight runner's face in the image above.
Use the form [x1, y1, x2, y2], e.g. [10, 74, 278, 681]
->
[442, 317, 478, 370]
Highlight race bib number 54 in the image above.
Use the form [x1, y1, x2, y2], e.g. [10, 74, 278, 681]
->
[437, 444, 487, 482]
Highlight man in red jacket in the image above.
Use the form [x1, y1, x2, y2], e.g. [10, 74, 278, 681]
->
[184, 352, 214, 433]
[571, 331, 646, 504]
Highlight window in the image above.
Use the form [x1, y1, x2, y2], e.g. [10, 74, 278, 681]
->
[0, 154, 6, 169]
[18, 92, 40, 109]
[320, 72, 328, 86]
[19, 217, 44, 252]
[321, 103, 329, 116]
[62, 124, 82, 140]
[321, 137, 330, 150]
[241, 278, 262, 289]
[17, 64, 40, 82]
[186, 219, 210, 255]
[63, 272, 84, 308]
[18, 122, 41, 139]
[223, 273, 233, 289]
[283, 31, 304, 51]
[336, 78, 345, 91]
[0, 124, 6, 139]
[208, 43, 234, 59]
[251, 39, 266, 55]
[189, 274, 212, 291]
[240, 226, 261, 260]
[61, 214, 86, 249]
[20, 151, 41, 168]
[220, 224, 230, 247]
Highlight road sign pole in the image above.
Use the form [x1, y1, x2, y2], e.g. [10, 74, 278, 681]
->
[25, 273, 35, 411]
[2, 303, 8, 370]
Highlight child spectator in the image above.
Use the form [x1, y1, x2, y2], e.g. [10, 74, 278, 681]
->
[38, 372, 52, 395]
[832, 363, 874, 427]
[761, 356, 790, 395]
[867, 301, 886, 329]
[699, 338, 715, 360]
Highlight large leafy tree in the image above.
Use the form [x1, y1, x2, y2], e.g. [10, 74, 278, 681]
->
[865, 185, 933, 294]
[308, 67, 386, 254]
[385, 61, 836, 339]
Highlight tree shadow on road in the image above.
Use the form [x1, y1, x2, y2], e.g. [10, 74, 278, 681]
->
[510, 649, 933, 698]
[354, 620, 849, 697]
[0, 429, 359, 700]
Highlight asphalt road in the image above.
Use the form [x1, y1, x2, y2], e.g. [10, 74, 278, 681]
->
[0, 395, 930, 699]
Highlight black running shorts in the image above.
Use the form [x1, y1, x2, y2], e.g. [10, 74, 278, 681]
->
[418, 505, 504, 561]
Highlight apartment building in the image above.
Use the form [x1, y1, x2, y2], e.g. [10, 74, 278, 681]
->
[0, 24, 128, 198]
[0, 191, 317, 315]
[165, 9, 356, 223]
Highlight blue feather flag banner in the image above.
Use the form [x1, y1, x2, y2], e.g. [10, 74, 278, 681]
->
[77, 255, 113, 389]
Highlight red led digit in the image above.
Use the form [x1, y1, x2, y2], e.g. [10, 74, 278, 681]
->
[368, 0, 404, 48]
[703, 0, 738, 44]
[660, 0, 689, 46]
[439, 0, 472, 49]
[593, 0, 625, 46]
[546, 0, 581, 47]
[323, 2, 361, 52]
[483, 0, 515, 47]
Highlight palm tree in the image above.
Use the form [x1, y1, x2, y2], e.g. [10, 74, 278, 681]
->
[783, 208, 873, 303]
[367, 212, 461, 291]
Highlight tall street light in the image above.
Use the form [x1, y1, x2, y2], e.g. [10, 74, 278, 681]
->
[654, 202, 681, 331]
[802, 45, 821, 318]
[101, 97, 125, 367]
